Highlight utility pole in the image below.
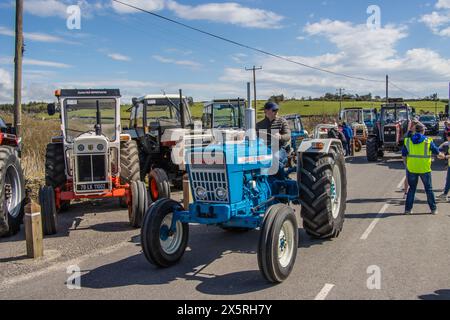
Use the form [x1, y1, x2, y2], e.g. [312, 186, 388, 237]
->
[337, 88, 345, 116]
[245, 66, 262, 123]
[386, 75, 389, 104]
[14, 0, 23, 137]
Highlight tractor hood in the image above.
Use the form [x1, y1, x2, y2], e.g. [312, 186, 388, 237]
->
[73, 133, 108, 154]
[186, 138, 273, 172]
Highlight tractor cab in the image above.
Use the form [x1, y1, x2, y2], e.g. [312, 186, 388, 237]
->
[281, 114, 308, 151]
[41, 89, 148, 235]
[202, 98, 245, 130]
[366, 99, 415, 161]
[339, 107, 369, 144]
[363, 108, 378, 134]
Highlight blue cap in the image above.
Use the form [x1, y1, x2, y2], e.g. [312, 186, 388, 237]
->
[264, 101, 279, 111]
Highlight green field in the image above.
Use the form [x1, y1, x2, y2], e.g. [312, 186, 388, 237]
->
[31, 99, 447, 123]
[191, 100, 448, 120]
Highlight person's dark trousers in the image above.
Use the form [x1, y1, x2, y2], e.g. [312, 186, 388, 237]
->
[444, 167, 450, 195]
[405, 171, 437, 211]
[344, 141, 351, 156]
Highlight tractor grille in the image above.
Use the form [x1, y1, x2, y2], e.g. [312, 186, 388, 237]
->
[189, 167, 229, 203]
[76, 154, 107, 182]
[384, 128, 396, 143]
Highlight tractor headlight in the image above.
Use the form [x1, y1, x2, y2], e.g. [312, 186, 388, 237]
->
[195, 186, 207, 200]
[97, 143, 104, 151]
[215, 187, 227, 200]
[77, 144, 85, 152]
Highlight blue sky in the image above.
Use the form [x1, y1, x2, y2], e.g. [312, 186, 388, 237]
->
[1, 0, 450, 103]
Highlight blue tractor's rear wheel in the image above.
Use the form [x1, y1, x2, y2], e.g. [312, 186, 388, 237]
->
[257, 204, 298, 283]
[141, 198, 189, 268]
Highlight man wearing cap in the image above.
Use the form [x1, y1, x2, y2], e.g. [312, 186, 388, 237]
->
[256, 101, 291, 179]
[402, 123, 445, 215]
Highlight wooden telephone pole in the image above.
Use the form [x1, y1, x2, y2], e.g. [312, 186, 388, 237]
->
[14, 0, 23, 137]
[245, 66, 262, 123]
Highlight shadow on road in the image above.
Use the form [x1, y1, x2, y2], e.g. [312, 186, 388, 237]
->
[419, 289, 450, 300]
[79, 224, 327, 295]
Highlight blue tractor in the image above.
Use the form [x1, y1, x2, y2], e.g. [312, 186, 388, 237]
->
[140, 109, 347, 283]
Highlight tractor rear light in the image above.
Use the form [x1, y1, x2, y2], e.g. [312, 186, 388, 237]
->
[120, 134, 131, 142]
[161, 141, 177, 147]
[312, 142, 325, 150]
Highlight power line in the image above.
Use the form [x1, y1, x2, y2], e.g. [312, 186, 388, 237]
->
[112, 0, 384, 83]
[389, 81, 422, 99]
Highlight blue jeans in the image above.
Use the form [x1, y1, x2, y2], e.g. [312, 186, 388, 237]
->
[444, 167, 450, 195]
[405, 171, 436, 211]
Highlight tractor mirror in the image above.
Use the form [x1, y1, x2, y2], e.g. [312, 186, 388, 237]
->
[47, 103, 56, 116]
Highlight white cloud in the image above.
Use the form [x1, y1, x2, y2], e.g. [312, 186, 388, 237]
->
[0, 68, 13, 103]
[107, 53, 131, 61]
[111, 0, 165, 13]
[217, 19, 450, 99]
[166, 1, 284, 29]
[0, 26, 75, 44]
[436, 0, 450, 9]
[24, 58, 72, 68]
[24, 0, 68, 18]
[153, 55, 201, 68]
[421, 1, 450, 37]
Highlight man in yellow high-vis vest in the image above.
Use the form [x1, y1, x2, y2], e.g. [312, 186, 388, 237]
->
[402, 124, 445, 215]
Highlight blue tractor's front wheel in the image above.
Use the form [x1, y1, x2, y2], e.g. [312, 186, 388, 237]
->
[257, 204, 298, 283]
[141, 198, 189, 268]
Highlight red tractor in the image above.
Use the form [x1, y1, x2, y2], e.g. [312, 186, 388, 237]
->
[366, 100, 415, 161]
[0, 117, 25, 237]
[41, 89, 148, 235]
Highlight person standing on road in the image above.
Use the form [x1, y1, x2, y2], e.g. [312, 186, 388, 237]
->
[342, 122, 353, 156]
[256, 101, 291, 179]
[402, 124, 445, 215]
[437, 134, 450, 202]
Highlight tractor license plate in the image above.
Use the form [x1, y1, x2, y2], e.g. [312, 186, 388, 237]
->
[77, 183, 108, 191]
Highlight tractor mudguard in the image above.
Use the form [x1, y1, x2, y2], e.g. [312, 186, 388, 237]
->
[297, 139, 343, 155]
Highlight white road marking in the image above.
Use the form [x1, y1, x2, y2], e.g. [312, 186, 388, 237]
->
[314, 283, 335, 300]
[360, 203, 390, 240]
[397, 176, 406, 190]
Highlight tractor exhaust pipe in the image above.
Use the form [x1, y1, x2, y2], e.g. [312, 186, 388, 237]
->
[245, 82, 256, 141]
[179, 89, 186, 129]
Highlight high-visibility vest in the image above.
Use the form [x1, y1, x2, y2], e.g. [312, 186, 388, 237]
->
[405, 137, 433, 174]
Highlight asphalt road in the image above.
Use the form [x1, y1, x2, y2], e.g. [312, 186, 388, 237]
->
[1, 134, 449, 300]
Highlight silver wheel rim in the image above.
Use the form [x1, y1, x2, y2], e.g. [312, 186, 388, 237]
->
[4, 164, 22, 219]
[278, 219, 295, 268]
[331, 165, 342, 219]
[160, 213, 183, 255]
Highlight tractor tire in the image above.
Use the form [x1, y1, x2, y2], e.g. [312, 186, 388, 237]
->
[148, 168, 170, 202]
[366, 137, 379, 162]
[128, 181, 148, 228]
[298, 146, 347, 239]
[120, 140, 140, 184]
[257, 204, 298, 283]
[45, 143, 70, 211]
[0, 146, 25, 237]
[39, 186, 57, 235]
[141, 198, 189, 268]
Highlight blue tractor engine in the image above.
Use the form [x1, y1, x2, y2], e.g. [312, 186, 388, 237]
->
[182, 138, 279, 230]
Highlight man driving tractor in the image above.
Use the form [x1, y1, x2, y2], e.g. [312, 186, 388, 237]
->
[256, 101, 291, 179]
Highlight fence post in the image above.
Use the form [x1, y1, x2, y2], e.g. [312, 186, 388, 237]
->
[24, 200, 44, 259]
